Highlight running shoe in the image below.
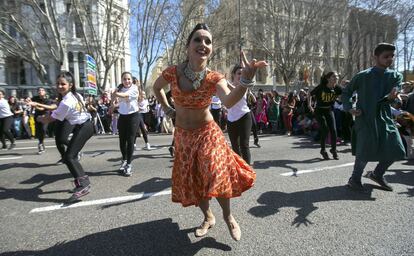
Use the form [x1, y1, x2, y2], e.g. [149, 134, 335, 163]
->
[124, 164, 132, 176]
[119, 160, 127, 173]
[38, 143, 45, 154]
[145, 143, 152, 150]
[8, 143, 16, 150]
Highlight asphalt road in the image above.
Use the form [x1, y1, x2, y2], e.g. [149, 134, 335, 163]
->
[0, 132, 413, 256]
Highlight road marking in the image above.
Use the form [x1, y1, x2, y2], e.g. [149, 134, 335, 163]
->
[10, 145, 56, 151]
[280, 162, 354, 176]
[30, 189, 172, 213]
[0, 156, 23, 160]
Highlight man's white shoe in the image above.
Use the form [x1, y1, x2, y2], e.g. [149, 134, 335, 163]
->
[145, 143, 152, 150]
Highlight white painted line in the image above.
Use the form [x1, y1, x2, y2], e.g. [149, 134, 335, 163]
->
[280, 162, 354, 176]
[11, 145, 56, 151]
[0, 156, 23, 160]
[30, 189, 172, 213]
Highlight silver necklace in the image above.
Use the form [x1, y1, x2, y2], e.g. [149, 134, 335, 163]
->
[183, 63, 207, 90]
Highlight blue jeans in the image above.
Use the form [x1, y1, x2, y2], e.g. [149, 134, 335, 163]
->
[351, 158, 394, 183]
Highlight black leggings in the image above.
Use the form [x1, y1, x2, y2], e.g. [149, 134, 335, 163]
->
[64, 121, 94, 178]
[250, 111, 258, 140]
[227, 112, 253, 164]
[35, 118, 46, 144]
[55, 119, 75, 158]
[0, 116, 15, 146]
[315, 108, 337, 152]
[118, 112, 139, 164]
[135, 113, 148, 144]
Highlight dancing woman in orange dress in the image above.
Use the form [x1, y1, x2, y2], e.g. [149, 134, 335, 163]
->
[153, 23, 267, 241]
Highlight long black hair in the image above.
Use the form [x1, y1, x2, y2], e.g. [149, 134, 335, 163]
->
[318, 71, 337, 88]
[230, 64, 242, 81]
[56, 71, 85, 111]
[186, 23, 210, 47]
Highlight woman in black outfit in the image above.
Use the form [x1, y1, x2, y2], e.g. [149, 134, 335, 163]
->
[308, 71, 342, 160]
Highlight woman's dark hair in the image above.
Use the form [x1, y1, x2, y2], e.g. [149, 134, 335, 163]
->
[186, 23, 210, 47]
[117, 71, 133, 91]
[230, 64, 242, 81]
[56, 71, 85, 111]
[319, 71, 337, 87]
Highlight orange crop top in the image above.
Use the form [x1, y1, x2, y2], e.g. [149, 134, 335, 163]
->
[162, 66, 224, 109]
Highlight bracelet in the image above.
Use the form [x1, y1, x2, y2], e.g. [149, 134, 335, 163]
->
[240, 77, 255, 88]
[163, 106, 176, 118]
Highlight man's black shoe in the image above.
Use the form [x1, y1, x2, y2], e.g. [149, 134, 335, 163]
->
[346, 178, 367, 192]
[330, 149, 339, 160]
[320, 150, 330, 160]
[254, 138, 261, 148]
[365, 171, 393, 191]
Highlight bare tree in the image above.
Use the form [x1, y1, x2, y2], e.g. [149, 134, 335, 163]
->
[245, 0, 347, 91]
[71, 0, 130, 92]
[130, 0, 171, 89]
[0, 0, 67, 84]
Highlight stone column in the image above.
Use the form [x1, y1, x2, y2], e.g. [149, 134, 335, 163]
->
[72, 51, 80, 88]
[0, 51, 6, 85]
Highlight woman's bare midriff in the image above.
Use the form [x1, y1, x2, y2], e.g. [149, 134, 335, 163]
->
[175, 106, 214, 129]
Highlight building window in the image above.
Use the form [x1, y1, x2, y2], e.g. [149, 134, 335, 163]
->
[68, 52, 74, 75]
[78, 52, 85, 87]
[75, 18, 83, 38]
[66, 3, 71, 13]
[39, 3, 46, 11]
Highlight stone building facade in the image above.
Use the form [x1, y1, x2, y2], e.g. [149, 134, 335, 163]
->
[0, 0, 130, 96]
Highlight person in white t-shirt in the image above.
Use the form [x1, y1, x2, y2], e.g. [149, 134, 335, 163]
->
[35, 71, 94, 202]
[136, 89, 152, 150]
[112, 72, 140, 176]
[0, 90, 16, 150]
[226, 64, 254, 165]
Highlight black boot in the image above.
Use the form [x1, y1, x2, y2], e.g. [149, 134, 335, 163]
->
[330, 149, 339, 160]
[320, 150, 329, 160]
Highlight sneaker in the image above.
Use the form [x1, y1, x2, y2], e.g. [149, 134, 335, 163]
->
[37, 143, 45, 154]
[67, 176, 91, 202]
[320, 150, 329, 160]
[119, 160, 127, 173]
[56, 159, 65, 165]
[346, 178, 367, 192]
[67, 185, 91, 202]
[365, 171, 393, 191]
[330, 149, 339, 160]
[254, 138, 261, 148]
[124, 164, 132, 176]
[168, 146, 174, 157]
[8, 143, 16, 150]
[1, 145, 7, 150]
[145, 143, 152, 150]
[77, 152, 83, 161]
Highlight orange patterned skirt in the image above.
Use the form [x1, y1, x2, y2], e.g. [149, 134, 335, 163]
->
[172, 121, 256, 207]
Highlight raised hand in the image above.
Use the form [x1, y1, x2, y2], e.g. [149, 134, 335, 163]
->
[240, 51, 268, 81]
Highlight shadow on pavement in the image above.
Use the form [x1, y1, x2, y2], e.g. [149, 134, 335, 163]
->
[0, 162, 57, 171]
[386, 169, 414, 197]
[1, 218, 231, 256]
[253, 158, 321, 174]
[249, 185, 375, 227]
[0, 170, 119, 203]
[100, 177, 171, 209]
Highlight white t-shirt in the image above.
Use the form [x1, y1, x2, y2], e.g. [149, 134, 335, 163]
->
[0, 98, 13, 118]
[211, 96, 222, 110]
[52, 92, 91, 125]
[118, 85, 139, 115]
[227, 94, 250, 122]
[138, 99, 149, 113]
